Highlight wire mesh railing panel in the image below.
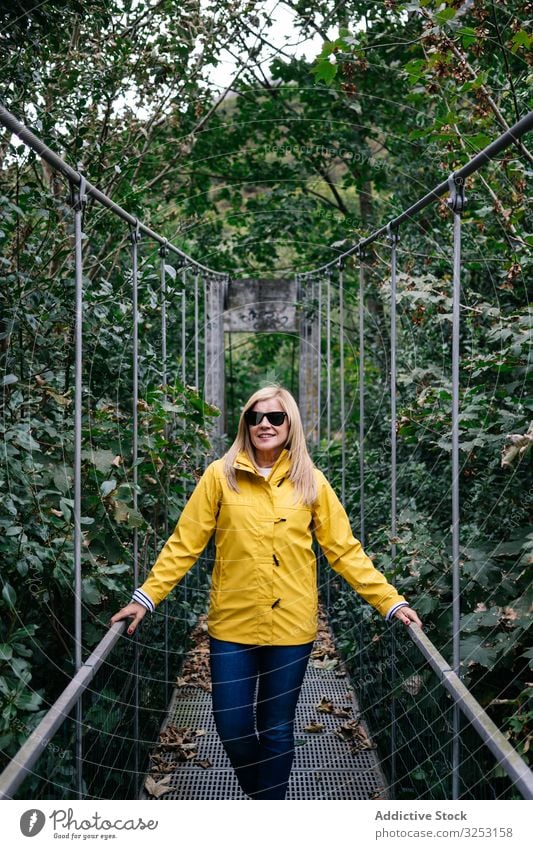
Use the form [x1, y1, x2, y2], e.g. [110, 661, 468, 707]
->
[4, 569, 211, 800]
[87, 568, 213, 800]
[326, 596, 530, 801]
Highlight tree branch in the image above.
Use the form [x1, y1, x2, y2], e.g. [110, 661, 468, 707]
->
[490, 0, 521, 125]
[280, 0, 330, 41]
[303, 186, 345, 211]
[419, 6, 533, 165]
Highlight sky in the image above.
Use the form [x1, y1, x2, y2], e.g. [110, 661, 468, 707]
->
[208, 0, 331, 91]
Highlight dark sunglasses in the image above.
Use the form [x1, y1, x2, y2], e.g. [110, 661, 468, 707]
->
[244, 410, 288, 427]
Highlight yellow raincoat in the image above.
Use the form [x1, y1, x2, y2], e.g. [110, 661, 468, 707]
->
[133, 449, 408, 645]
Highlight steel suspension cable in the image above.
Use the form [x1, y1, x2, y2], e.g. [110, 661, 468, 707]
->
[387, 224, 400, 796]
[338, 261, 346, 504]
[70, 176, 86, 799]
[294, 110, 533, 277]
[388, 225, 399, 572]
[326, 269, 332, 460]
[317, 275, 322, 443]
[159, 243, 171, 707]
[449, 173, 466, 799]
[194, 270, 200, 395]
[358, 250, 365, 546]
[129, 221, 141, 793]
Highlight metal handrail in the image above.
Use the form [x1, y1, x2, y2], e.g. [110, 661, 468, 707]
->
[0, 621, 126, 800]
[1, 616, 532, 800]
[299, 109, 533, 276]
[407, 624, 533, 800]
[0, 103, 225, 278]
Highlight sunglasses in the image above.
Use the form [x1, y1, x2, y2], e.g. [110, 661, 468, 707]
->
[244, 410, 288, 427]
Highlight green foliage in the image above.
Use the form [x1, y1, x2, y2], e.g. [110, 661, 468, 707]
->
[0, 374, 216, 774]
[0, 0, 531, 794]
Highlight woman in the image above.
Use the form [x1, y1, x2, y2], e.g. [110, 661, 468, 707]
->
[110, 385, 422, 800]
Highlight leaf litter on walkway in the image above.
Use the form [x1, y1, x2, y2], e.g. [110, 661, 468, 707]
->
[145, 616, 214, 794]
[308, 608, 380, 756]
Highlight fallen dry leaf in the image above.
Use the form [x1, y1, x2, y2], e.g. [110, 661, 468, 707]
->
[334, 720, 377, 753]
[304, 722, 325, 733]
[157, 725, 199, 761]
[369, 788, 386, 800]
[316, 696, 334, 713]
[148, 753, 178, 775]
[332, 707, 352, 718]
[311, 607, 339, 663]
[144, 775, 173, 798]
[311, 656, 338, 670]
[175, 616, 212, 692]
[196, 758, 213, 769]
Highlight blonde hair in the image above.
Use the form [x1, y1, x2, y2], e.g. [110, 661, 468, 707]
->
[223, 385, 318, 505]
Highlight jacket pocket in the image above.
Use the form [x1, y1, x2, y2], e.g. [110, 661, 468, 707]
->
[210, 559, 222, 603]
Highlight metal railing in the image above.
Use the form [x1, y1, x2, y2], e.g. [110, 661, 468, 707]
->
[0, 622, 124, 800]
[324, 596, 533, 800]
[0, 100, 224, 798]
[306, 108, 533, 797]
[0, 570, 212, 800]
[408, 622, 532, 799]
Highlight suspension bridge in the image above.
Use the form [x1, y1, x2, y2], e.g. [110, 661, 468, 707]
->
[0, 102, 532, 801]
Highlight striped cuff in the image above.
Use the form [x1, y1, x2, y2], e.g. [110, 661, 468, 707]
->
[132, 588, 155, 613]
[385, 601, 410, 622]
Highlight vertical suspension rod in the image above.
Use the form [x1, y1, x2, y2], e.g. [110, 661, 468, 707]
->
[194, 271, 200, 394]
[130, 221, 141, 793]
[387, 224, 399, 797]
[326, 269, 332, 461]
[202, 275, 208, 470]
[71, 175, 86, 799]
[181, 268, 187, 385]
[358, 251, 365, 546]
[388, 225, 399, 567]
[180, 267, 189, 601]
[326, 269, 332, 610]
[159, 243, 170, 707]
[338, 262, 346, 504]
[449, 172, 466, 799]
[317, 275, 322, 443]
[160, 246, 168, 389]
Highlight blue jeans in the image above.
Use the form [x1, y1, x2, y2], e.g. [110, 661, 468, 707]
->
[209, 636, 313, 800]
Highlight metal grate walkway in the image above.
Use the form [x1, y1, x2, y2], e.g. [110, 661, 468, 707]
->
[140, 616, 389, 800]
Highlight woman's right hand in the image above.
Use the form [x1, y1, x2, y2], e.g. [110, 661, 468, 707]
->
[109, 602, 148, 635]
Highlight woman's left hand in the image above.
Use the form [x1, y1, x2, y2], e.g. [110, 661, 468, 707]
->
[394, 606, 423, 627]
